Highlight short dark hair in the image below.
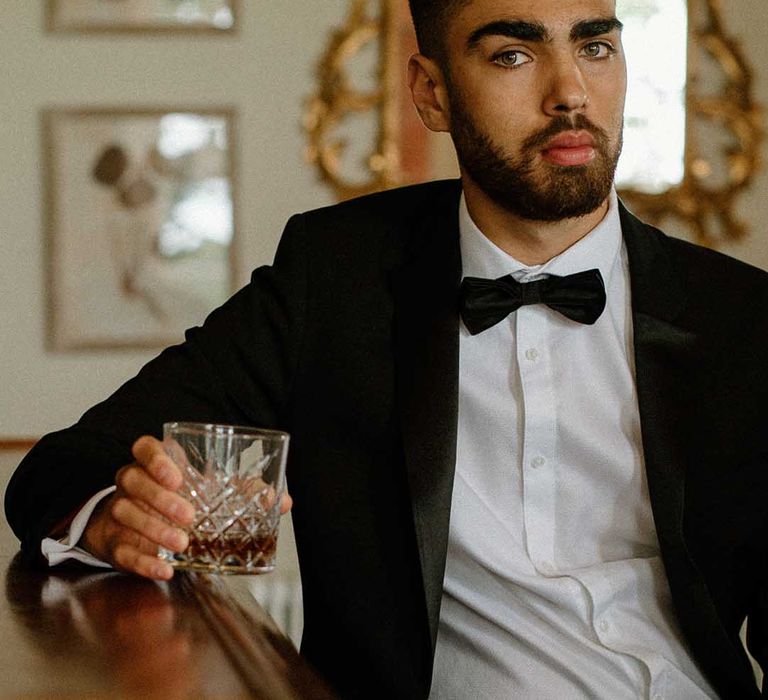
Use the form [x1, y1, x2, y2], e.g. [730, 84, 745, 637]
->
[407, 0, 472, 65]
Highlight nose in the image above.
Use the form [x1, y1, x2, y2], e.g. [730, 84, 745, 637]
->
[542, 57, 589, 116]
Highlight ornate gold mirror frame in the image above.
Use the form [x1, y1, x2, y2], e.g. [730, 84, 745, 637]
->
[304, 0, 763, 247]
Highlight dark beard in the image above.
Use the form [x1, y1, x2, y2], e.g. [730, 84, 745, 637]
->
[450, 101, 622, 222]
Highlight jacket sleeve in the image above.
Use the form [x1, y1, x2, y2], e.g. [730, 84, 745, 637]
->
[4, 213, 309, 558]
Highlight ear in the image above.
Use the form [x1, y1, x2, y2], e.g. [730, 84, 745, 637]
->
[407, 53, 451, 133]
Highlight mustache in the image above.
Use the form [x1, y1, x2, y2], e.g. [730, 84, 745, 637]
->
[523, 114, 609, 152]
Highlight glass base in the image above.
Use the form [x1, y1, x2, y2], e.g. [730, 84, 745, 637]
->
[158, 547, 276, 575]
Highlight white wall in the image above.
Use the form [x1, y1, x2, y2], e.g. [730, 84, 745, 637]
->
[0, 1, 347, 436]
[1, 1, 768, 437]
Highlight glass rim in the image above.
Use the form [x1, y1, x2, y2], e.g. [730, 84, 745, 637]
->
[163, 421, 289, 441]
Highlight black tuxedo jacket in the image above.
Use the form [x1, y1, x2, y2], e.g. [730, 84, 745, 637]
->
[6, 180, 768, 698]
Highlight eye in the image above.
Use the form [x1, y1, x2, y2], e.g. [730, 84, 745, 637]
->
[582, 41, 614, 59]
[492, 50, 533, 68]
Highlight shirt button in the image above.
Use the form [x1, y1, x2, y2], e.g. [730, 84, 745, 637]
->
[598, 619, 610, 633]
[525, 348, 540, 362]
[531, 456, 546, 469]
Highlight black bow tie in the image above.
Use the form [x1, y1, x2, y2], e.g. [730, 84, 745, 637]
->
[459, 269, 606, 335]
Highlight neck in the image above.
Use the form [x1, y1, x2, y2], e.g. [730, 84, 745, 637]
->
[461, 177, 610, 266]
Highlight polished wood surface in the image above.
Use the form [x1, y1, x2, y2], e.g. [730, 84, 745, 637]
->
[0, 518, 336, 699]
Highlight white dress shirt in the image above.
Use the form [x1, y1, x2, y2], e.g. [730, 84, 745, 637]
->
[429, 192, 718, 699]
[41, 486, 115, 567]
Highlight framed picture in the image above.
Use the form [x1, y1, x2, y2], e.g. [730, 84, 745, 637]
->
[43, 107, 237, 350]
[46, 0, 238, 34]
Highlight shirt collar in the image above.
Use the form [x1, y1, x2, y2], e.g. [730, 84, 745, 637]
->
[459, 190, 623, 285]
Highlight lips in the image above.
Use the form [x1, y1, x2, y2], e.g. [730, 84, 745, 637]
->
[541, 130, 597, 166]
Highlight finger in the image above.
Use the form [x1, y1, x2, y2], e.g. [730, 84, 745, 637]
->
[132, 435, 184, 491]
[112, 541, 174, 580]
[110, 496, 189, 552]
[116, 525, 168, 558]
[81, 495, 166, 565]
[280, 492, 293, 515]
[131, 495, 186, 533]
[258, 487, 292, 514]
[105, 525, 175, 578]
[116, 465, 195, 526]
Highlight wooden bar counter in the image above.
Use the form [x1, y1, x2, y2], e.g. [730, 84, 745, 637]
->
[0, 518, 337, 699]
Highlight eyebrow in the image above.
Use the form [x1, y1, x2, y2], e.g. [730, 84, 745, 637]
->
[466, 16, 623, 49]
[571, 18, 623, 41]
[467, 20, 549, 47]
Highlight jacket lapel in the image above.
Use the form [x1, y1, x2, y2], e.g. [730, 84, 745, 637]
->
[621, 203, 695, 564]
[621, 204, 761, 697]
[391, 181, 463, 654]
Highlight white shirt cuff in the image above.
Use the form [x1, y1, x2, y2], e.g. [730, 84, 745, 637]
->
[40, 486, 117, 568]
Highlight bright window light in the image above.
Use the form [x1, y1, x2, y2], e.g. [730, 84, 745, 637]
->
[615, 0, 688, 193]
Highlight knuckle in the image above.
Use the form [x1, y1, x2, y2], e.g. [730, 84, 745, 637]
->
[166, 495, 194, 524]
[146, 452, 169, 476]
[142, 514, 167, 541]
[149, 453, 181, 485]
[112, 543, 135, 569]
[131, 434, 157, 458]
[116, 465, 140, 491]
[157, 493, 181, 519]
[138, 557, 165, 580]
[114, 465, 128, 488]
[135, 559, 154, 578]
[109, 496, 132, 522]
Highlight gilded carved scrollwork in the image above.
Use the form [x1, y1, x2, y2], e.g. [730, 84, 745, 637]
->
[304, 0, 763, 247]
[303, 0, 401, 201]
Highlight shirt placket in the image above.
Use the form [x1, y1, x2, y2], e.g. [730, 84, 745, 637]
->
[515, 305, 557, 574]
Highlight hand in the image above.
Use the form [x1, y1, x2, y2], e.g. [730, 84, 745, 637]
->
[80, 436, 195, 580]
[81, 435, 294, 580]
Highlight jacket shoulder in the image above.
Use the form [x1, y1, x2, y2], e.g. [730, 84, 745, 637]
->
[659, 228, 768, 298]
[297, 180, 461, 233]
[622, 205, 768, 298]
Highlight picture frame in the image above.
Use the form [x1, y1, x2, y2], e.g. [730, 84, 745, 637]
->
[43, 107, 237, 350]
[45, 0, 238, 34]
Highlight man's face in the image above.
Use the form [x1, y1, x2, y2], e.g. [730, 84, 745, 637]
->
[441, 0, 627, 221]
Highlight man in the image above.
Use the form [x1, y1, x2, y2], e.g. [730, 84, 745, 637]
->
[5, 0, 767, 697]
